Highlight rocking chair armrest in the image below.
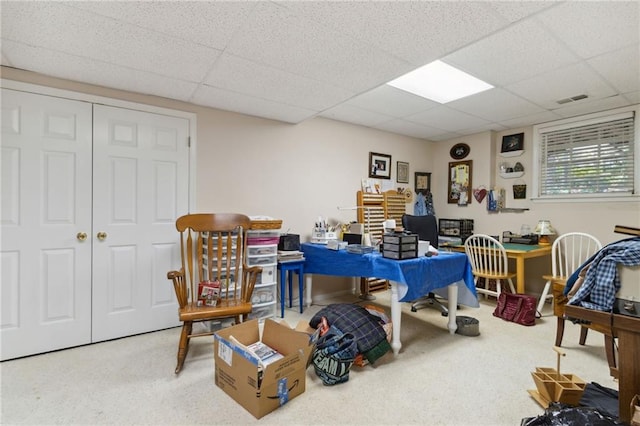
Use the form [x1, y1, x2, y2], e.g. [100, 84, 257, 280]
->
[167, 269, 183, 280]
[242, 265, 262, 303]
[167, 268, 188, 308]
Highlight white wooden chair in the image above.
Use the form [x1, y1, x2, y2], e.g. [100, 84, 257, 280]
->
[537, 232, 602, 314]
[464, 234, 516, 299]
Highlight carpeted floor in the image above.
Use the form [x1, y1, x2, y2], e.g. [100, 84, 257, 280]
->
[0, 290, 618, 425]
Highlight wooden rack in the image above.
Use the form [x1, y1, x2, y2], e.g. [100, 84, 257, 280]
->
[355, 190, 407, 294]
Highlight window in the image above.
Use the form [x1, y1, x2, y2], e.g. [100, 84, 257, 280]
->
[533, 109, 637, 199]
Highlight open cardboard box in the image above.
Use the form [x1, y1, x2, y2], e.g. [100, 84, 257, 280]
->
[213, 318, 315, 419]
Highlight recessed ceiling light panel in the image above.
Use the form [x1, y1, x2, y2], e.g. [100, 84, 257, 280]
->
[387, 60, 494, 104]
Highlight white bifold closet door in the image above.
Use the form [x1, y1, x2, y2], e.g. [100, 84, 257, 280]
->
[1, 88, 189, 360]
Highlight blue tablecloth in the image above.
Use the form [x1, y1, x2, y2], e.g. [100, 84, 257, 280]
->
[301, 243, 478, 307]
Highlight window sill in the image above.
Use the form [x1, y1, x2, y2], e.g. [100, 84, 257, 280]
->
[531, 195, 640, 203]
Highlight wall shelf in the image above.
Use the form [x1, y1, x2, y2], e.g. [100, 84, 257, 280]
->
[488, 207, 530, 213]
[500, 171, 524, 179]
[500, 150, 524, 158]
[499, 207, 529, 213]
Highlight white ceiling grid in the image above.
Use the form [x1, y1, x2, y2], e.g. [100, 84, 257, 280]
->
[1, 1, 638, 141]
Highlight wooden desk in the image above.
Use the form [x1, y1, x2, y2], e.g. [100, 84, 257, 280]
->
[564, 305, 640, 424]
[447, 243, 551, 294]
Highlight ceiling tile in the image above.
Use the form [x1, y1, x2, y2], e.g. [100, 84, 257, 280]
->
[497, 111, 563, 130]
[405, 106, 492, 133]
[552, 95, 632, 119]
[224, 1, 414, 92]
[279, 1, 508, 66]
[319, 104, 395, 127]
[444, 18, 580, 87]
[341, 85, 438, 118]
[203, 53, 353, 112]
[538, 1, 639, 59]
[371, 118, 451, 140]
[2, 2, 221, 83]
[1, 39, 199, 102]
[623, 91, 640, 104]
[486, 1, 559, 23]
[191, 84, 316, 124]
[588, 45, 640, 94]
[448, 88, 546, 122]
[66, 1, 256, 50]
[507, 62, 618, 110]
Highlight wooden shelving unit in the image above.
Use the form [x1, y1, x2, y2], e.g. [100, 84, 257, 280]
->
[355, 190, 407, 294]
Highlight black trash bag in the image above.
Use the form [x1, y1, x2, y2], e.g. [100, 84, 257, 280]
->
[311, 325, 358, 386]
[521, 402, 624, 426]
[579, 382, 619, 420]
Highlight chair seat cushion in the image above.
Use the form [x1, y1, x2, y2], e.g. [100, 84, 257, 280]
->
[179, 300, 252, 321]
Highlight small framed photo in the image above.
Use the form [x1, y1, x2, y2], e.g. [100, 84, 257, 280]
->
[501, 133, 524, 154]
[369, 152, 392, 179]
[414, 172, 431, 194]
[396, 161, 409, 184]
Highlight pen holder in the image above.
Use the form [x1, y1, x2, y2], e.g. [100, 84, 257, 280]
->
[311, 231, 338, 244]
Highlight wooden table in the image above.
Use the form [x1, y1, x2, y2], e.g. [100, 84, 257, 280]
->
[564, 305, 640, 424]
[447, 243, 551, 294]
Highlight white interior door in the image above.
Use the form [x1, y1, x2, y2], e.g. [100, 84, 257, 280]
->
[1, 88, 93, 360]
[91, 105, 188, 341]
[2, 87, 190, 359]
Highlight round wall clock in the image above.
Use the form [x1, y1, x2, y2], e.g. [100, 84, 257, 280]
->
[450, 143, 470, 159]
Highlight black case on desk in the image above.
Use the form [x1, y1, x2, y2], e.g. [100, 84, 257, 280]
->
[278, 234, 300, 251]
[382, 233, 418, 260]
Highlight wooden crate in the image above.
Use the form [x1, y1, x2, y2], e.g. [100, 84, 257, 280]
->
[249, 219, 282, 230]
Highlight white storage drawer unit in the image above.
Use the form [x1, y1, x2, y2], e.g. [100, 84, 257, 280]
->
[246, 226, 281, 321]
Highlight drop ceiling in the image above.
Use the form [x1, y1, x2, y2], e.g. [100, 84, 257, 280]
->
[1, 1, 638, 141]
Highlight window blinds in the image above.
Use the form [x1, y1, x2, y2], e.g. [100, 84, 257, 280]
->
[539, 113, 635, 196]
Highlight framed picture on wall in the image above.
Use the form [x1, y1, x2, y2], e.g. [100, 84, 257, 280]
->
[501, 133, 524, 156]
[448, 160, 472, 205]
[414, 172, 431, 194]
[369, 152, 392, 179]
[396, 161, 409, 183]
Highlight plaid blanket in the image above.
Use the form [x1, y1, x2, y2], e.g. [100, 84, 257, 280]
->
[309, 303, 388, 359]
[569, 237, 640, 312]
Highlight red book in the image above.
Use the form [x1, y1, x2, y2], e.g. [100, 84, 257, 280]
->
[197, 280, 220, 306]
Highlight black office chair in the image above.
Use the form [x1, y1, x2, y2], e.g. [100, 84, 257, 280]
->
[401, 214, 448, 316]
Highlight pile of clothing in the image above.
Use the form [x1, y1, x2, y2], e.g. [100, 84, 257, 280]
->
[309, 303, 392, 385]
[566, 237, 640, 312]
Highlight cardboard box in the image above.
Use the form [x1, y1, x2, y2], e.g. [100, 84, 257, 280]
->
[213, 319, 315, 419]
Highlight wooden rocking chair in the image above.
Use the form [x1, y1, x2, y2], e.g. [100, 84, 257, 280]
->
[167, 213, 261, 374]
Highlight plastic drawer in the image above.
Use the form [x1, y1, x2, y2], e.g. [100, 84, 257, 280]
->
[248, 301, 276, 321]
[247, 237, 280, 246]
[256, 264, 276, 285]
[248, 244, 277, 256]
[247, 255, 277, 267]
[247, 230, 280, 238]
[251, 283, 277, 304]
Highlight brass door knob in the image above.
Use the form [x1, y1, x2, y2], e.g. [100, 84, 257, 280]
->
[97, 232, 107, 241]
[76, 232, 87, 242]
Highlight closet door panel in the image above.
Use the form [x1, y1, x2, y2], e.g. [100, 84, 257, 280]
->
[92, 104, 188, 341]
[0, 88, 92, 360]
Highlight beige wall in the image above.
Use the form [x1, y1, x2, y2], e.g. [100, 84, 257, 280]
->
[3, 66, 639, 298]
